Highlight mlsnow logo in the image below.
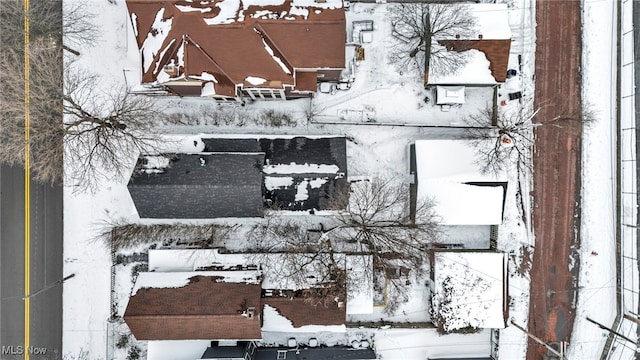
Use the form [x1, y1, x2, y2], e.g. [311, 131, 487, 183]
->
[1, 345, 47, 356]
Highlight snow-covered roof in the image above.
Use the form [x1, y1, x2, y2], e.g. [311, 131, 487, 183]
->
[126, 0, 345, 95]
[262, 304, 346, 333]
[431, 251, 507, 331]
[430, 50, 497, 85]
[201, 136, 348, 212]
[466, 3, 512, 40]
[150, 249, 325, 289]
[149, 249, 249, 272]
[132, 271, 261, 295]
[414, 140, 506, 225]
[149, 249, 374, 314]
[147, 340, 210, 360]
[436, 86, 466, 105]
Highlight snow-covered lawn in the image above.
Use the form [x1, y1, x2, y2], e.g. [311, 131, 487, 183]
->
[568, 0, 635, 359]
[59, 0, 556, 359]
[312, 3, 495, 126]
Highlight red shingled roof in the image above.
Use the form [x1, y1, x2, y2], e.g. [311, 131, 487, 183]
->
[263, 297, 346, 327]
[124, 275, 262, 340]
[438, 39, 512, 82]
[126, 0, 345, 95]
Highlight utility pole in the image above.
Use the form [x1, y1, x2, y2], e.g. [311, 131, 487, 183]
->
[586, 317, 637, 345]
[623, 313, 640, 326]
[22, 274, 76, 300]
[510, 319, 565, 359]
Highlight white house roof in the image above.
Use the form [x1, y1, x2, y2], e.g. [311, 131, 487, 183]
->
[430, 50, 497, 85]
[147, 340, 210, 360]
[431, 251, 507, 331]
[466, 3, 512, 40]
[132, 270, 261, 295]
[415, 140, 506, 225]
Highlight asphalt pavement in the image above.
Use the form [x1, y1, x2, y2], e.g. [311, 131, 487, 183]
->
[0, 164, 63, 360]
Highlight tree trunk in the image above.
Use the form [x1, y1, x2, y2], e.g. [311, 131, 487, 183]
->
[423, 11, 432, 88]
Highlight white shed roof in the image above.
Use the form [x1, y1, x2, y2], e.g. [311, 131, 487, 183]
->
[415, 140, 506, 225]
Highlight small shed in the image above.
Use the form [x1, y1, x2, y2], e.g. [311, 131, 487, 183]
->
[436, 86, 466, 105]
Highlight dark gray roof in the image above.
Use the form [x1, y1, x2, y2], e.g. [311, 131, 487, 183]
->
[128, 153, 264, 218]
[202, 139, 262, 153]
[256, 137, 347, 171]
[202, 136, 349, 211]
[253, 346, 376, 360]
[201, 344, 247, 359]
[202, 137, 347, 170]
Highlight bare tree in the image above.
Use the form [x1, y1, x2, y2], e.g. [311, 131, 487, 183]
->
[248, 178, 440, 312]
[328, 178, 440, 271]
[63, 0, 100, 51]
[248, 218, 348, 303]
[464, 103, 596, 175]
[464, 106, 538, 175]
[0, 0, 98, 53]
[0, 42, 172, 190]
[388, 2, 477, 84]
[63, 66, 173, 191]
[0, 41, 65, 184]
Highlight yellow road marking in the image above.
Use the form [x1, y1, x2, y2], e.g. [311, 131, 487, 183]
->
[24, 0, 31, 358]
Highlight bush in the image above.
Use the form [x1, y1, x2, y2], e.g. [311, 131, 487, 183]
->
[256, 109, 296, 127]
[115, 334, 129, 349]
[127, 346, 141, 360]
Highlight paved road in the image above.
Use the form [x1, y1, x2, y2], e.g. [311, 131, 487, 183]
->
[0, 164, 63, 360]
[527, 1, 583, 359]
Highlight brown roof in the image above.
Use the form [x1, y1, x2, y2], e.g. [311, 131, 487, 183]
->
[126, 0, 345, 94]
[263, 295, 346, 327]
[294, 71, 318, 92]
[438, 39, 512, 82]
[124, 275, 262, 340]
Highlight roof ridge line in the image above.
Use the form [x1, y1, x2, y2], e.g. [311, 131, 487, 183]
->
[183, 34, 238, 85]
[253, 22, 295, 74]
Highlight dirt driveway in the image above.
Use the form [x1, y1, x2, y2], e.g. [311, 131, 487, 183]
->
[527, 1, 583, 359]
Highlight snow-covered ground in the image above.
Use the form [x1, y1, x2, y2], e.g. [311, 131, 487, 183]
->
[58, 0, 570, 359]
[568, 0, 638, 359]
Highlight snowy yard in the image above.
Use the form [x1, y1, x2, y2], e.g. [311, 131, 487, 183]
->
[58, 0, 627, 359]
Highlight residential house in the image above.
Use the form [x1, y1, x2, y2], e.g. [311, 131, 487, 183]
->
[127, 136, 349, 219]
[430, 3, 512, 86]
[124, 249, 375, 357]
[149, 249, 373, 317]
[411, 140, 507, 226]
[429, 4, 512, 108]
[123, 272, 263, 341]
[126, 0, 346, 101]
[202, 136, 349, 211]
[127, 153, 265, 218]
[428, 250, 508, 332]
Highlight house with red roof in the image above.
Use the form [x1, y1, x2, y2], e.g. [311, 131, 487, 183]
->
[126, 0, 346, 101]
